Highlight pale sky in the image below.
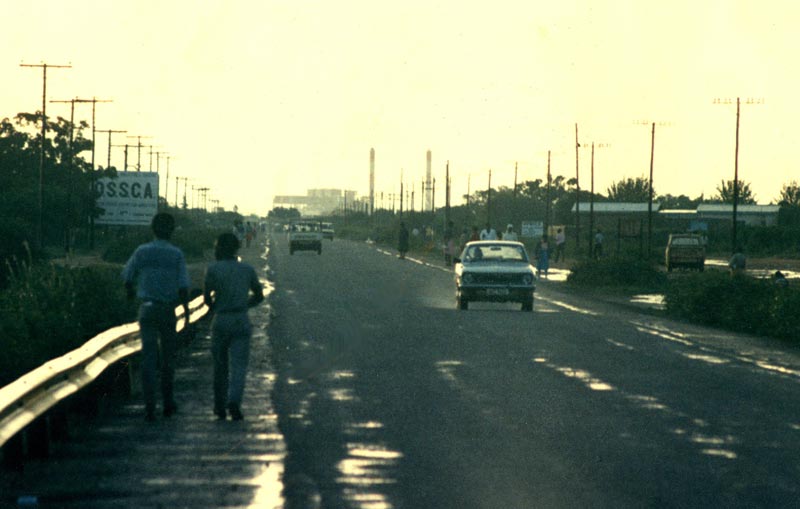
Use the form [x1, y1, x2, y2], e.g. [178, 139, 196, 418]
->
[4, 1, 799, 215]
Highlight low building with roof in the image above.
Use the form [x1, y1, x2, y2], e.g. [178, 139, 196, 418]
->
[696, 204, 780, 227]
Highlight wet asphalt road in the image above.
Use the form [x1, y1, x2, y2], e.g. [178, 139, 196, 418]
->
[4, 237, 800, 508]
[269, 236, 800, 508]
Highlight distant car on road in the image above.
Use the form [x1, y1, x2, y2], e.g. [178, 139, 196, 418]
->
[322, 222, 335, 241]
[665, 233, 705, 272]
[289, 220, 323, 255]
[454, 241, 536, 311]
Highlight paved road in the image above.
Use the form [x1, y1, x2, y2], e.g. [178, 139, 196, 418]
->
[4, 236, 800, 508]
[270, 237, 800, 508]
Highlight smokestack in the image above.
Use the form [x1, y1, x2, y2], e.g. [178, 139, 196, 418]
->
[425, 150, 432, 211]
[369, 148, 375, 215]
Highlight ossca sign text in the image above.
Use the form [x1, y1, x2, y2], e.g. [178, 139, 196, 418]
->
[95, 179, 156, 199]
[95, 172, 159, 226]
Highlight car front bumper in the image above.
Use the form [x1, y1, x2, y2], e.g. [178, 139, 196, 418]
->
[458, 285, 534, 303]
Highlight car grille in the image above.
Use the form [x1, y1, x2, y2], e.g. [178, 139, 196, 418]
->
[471, 273, 527, 285]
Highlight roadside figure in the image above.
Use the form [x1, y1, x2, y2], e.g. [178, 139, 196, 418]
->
[204, 233, 264, 421]
[480, 223, 498, 240]
[773, 270, 789, 287]
[594, 229, 604, 259]
[444, 220, 456, 266]
[536, 235, 550, 278]
[729, 246, 747, 277]
[554, 228, 566, 263]
[233, 220, 245, 244]
[245, 221, 254, 248]
[469, 226, 480, 242]
[122, 213, 190, 422]
[503, 224, 518, 241]
[398, 222, 409, 259]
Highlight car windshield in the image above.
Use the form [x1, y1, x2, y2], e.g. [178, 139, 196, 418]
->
[292, 223, 320, 232]
[670, 237, 700, 246]
[462, 244, 528, 262]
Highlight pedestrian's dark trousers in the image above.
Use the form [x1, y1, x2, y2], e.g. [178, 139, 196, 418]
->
[138, 301, 178, 410]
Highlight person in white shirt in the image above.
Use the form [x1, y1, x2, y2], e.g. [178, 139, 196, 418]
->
[554, 228, 566, 263]
[503, 224, 518, 241]
[479, 223, 497, 240]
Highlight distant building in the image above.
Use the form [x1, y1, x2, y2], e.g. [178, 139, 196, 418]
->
[696, 204, 780, 227]
[273, 188, 359, 216]
[571, 202, 661, 215]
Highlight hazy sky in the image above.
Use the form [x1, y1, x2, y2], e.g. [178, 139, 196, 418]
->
[4, 1, 799, 215]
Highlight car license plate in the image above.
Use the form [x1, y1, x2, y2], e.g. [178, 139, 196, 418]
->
[486, 288, 509, 296]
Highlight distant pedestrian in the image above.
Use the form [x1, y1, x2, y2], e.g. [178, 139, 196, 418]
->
[503, 224, 518, 241]
[398, 222, 409, 259]
[729, 246, 746, 277]
[469, 226, 480, 242]
[536, 235, 550, 278]
[594, 229, 604, 259]
[245, 221, 255, 248]
[233, 220, 245, 244]
[204, 233, 264, 421]
[480, 223, 498, 240]
[554, 228, 566, 263]
[122, 213, 190, 422]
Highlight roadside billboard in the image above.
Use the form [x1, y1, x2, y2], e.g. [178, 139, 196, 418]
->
[521, 220, 544, 238]
[94, 172, 159, 226]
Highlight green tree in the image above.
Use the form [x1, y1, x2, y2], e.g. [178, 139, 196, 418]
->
[714, 179, 756, 204]
[777, 181, 800, 206]
[657, 193, 703, 209]
[607, 176, 652, 202]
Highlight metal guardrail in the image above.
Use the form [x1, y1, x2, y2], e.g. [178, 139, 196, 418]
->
[0, 296, 208, 449]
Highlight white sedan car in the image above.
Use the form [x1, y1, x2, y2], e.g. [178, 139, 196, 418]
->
[454, 241, 536, 311]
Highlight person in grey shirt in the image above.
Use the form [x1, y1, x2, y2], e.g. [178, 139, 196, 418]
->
[204, 232, 264, 420]
[122, 213, 190, 422]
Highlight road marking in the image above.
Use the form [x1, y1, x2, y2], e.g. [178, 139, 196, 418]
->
[537, 296, 601, 316]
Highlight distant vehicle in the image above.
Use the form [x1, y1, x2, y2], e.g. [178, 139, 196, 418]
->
[289, 220, 323, 255]
[454, 241, 536, 311]
[322, 222, 335, 241]
[665, 233, 705, 272]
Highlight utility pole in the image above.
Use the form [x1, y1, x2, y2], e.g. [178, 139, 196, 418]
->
[513, 161, 518, 198]
[96, 129, 127, 169]
[110, 144, 130, 171]
[50, 97, 78, 253]
[20, 62, 71, 249]
[545, 151, 551, 237]
[74, 97, 112, 250]
[445, 161, 451, 226]
[399, 169, 404, 218]
[487, 169, 492, 226]
[579, 142, 610, 258]
[714, 97, 763, 252]
[635, 120, 669, 258]
[574, 123, 581, 253]
[127, 135, 152, 171]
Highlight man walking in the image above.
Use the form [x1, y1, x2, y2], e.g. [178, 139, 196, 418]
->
[122, 213, 191, 421]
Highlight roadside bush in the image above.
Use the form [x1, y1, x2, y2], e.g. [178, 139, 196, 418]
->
[664, 272, 800, 340]
[566, 257, 667, 291]
[0, 263, 136, 387]
[102, 226, 220, 263]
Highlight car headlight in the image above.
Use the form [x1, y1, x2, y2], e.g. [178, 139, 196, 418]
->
[462, 273, 475, 284]
[522, 274, 533, 285]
